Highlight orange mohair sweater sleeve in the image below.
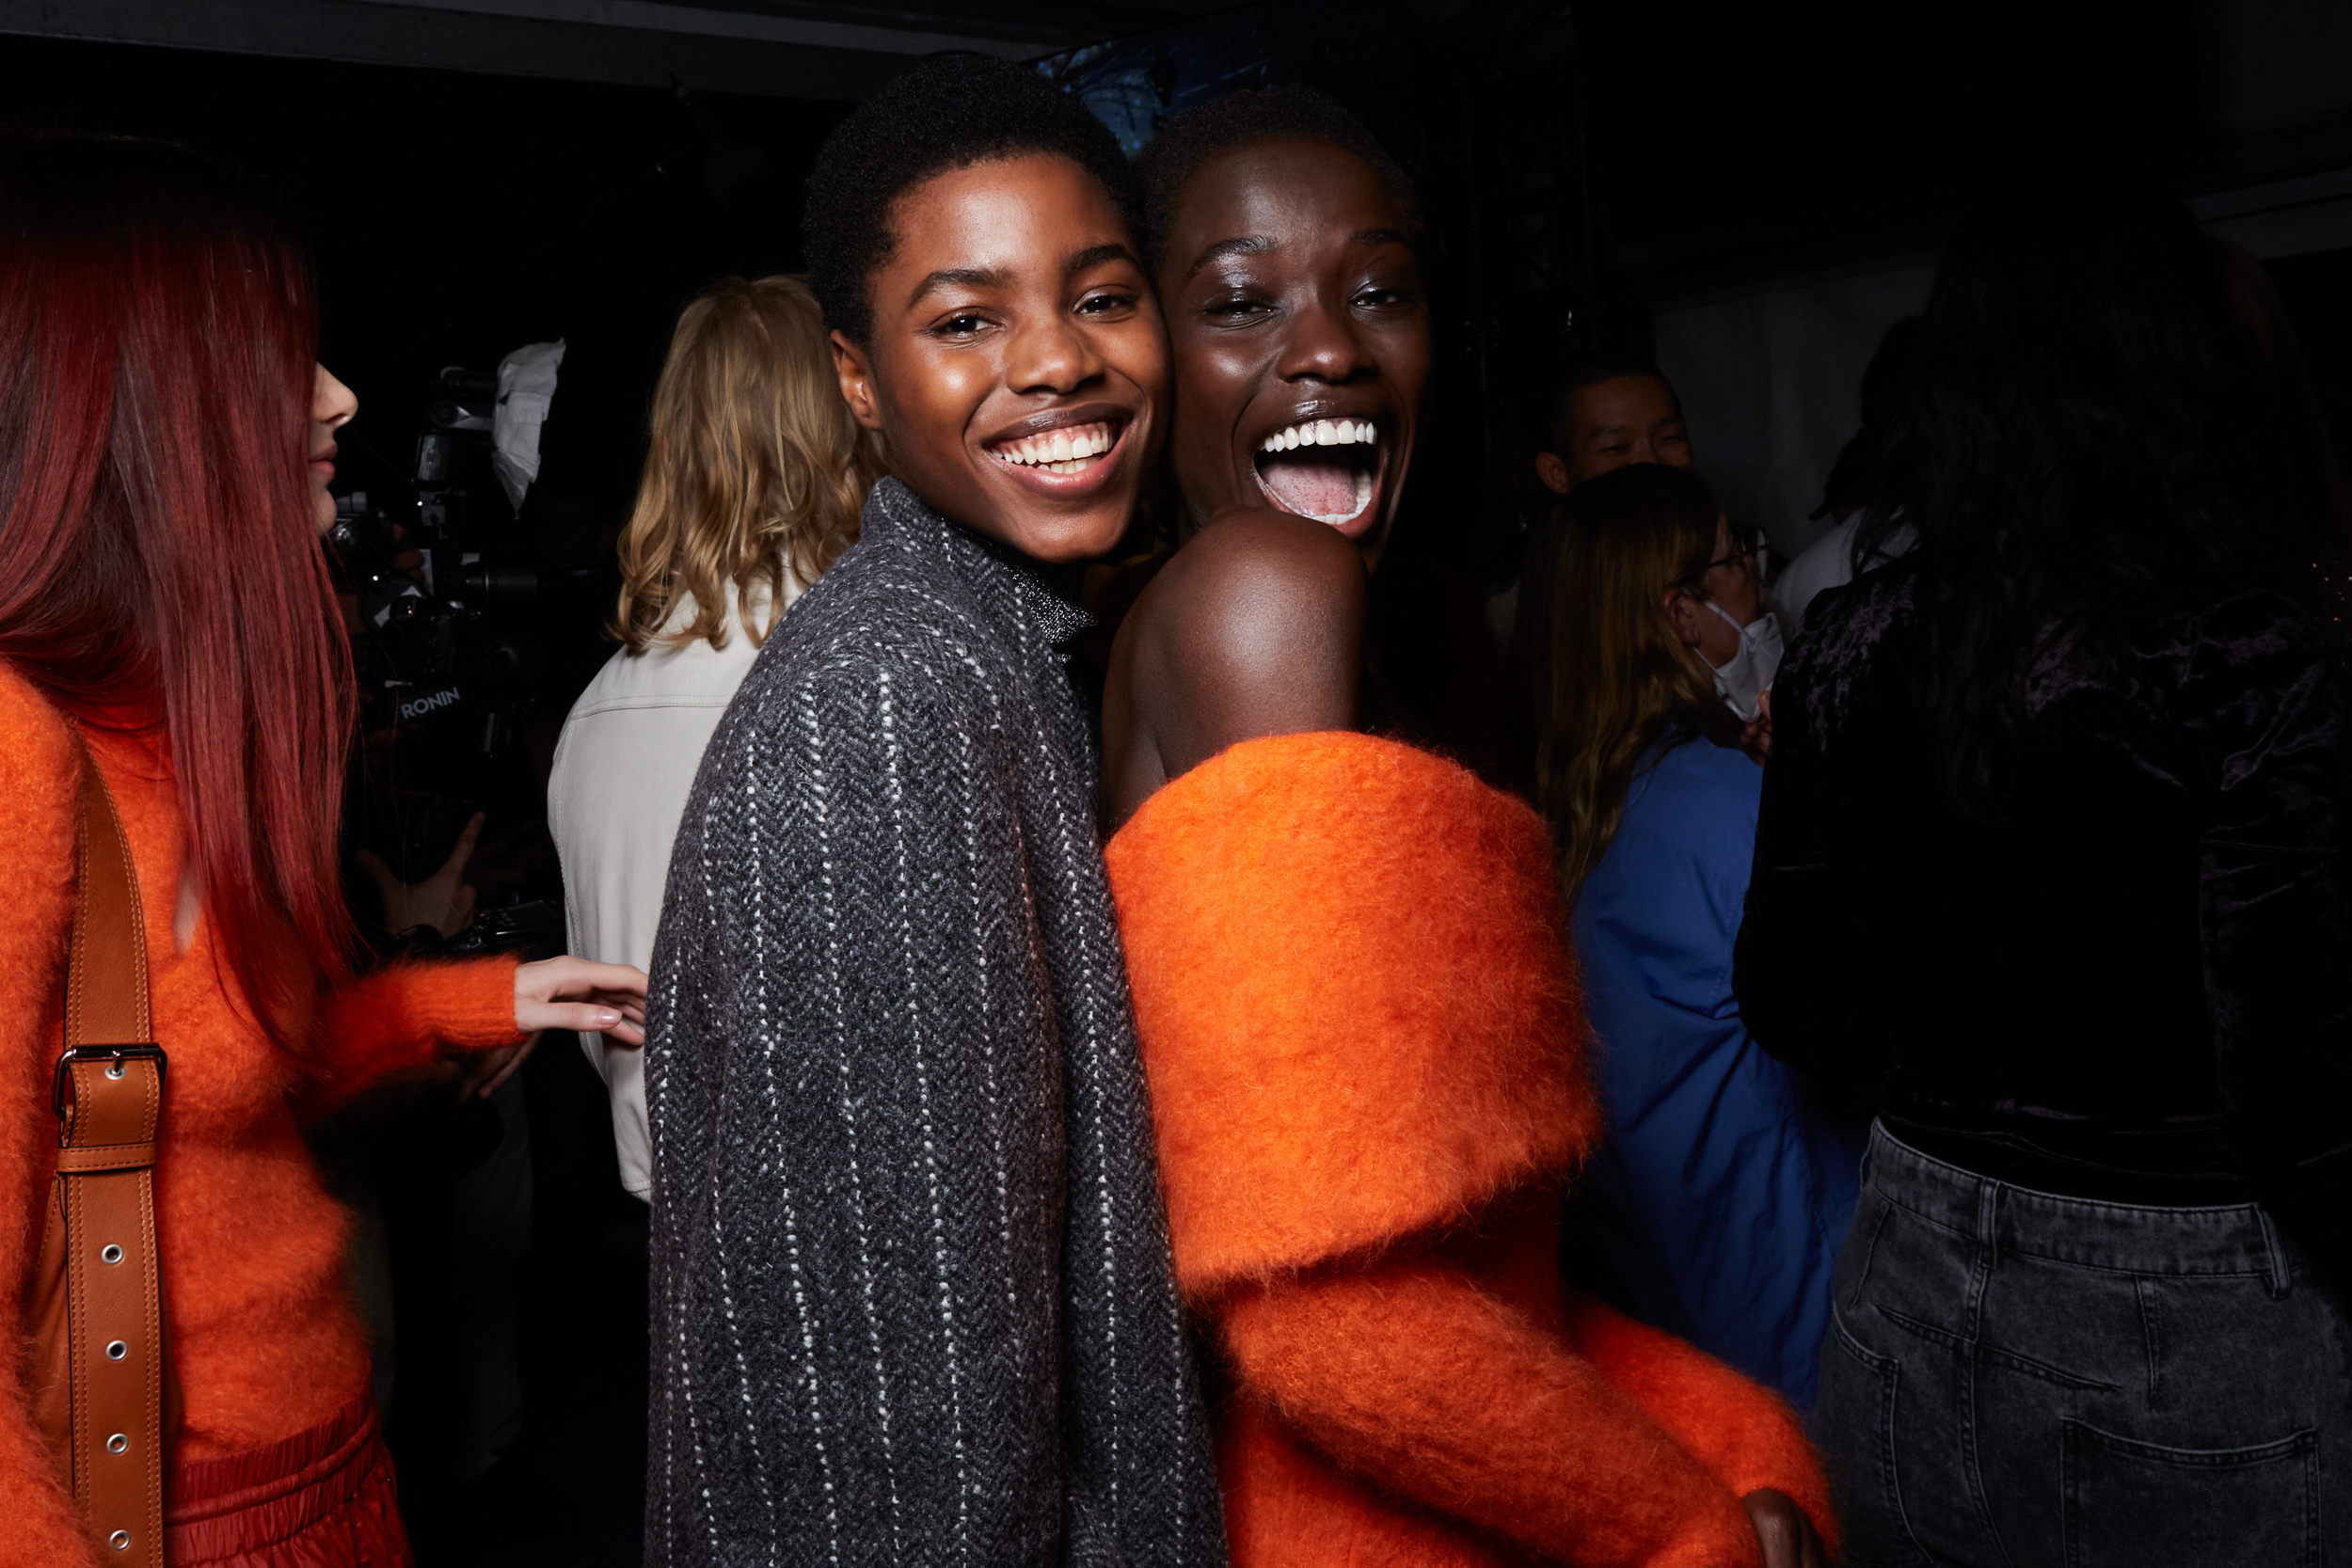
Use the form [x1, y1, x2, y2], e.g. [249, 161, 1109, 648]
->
[1220, 1250, 1767, 1568]
[1109, 734, 1838, 1562]
[1565, 1296, 1838, 1553]
[1106, 733, 1602, 1293]
[298, 955, 525, 1122]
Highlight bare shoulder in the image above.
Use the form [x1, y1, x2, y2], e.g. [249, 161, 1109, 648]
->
[1105, 509, 1363, 827]
[1132, 506, 1365, 673]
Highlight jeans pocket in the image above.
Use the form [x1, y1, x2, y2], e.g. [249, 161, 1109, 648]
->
[2059, 1420, 2319, 1568]
[1818, 1307, 1932, 1567]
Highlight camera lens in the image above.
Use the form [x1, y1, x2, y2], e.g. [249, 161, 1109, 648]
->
[454, 560, 536, 612]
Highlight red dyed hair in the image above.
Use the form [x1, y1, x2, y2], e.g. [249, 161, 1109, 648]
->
[0, 137, 354, 1044]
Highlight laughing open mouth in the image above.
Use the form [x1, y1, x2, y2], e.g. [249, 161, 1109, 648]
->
[1256, 419, 1381, 528]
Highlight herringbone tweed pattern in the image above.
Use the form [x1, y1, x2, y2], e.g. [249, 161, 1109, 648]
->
[644, 479, 1224, 1567]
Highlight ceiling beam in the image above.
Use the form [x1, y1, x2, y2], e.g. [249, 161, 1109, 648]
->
[0, 0, 1077, 99]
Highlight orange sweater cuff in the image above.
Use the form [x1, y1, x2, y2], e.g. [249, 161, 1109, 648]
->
[403, 955, 527, 1052]
[1568, 1297, 1839, 1554]
[302, 956, 524, 1122]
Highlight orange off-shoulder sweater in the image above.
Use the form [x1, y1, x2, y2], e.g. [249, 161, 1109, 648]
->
[1105, 734, 1837, 1568]
[0, 664, 524, 1568]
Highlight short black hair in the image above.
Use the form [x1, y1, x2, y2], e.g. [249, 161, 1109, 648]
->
[803, 54, 1139, 345]
[1538, 354, 1679, 455]
[1135, 85, 1422, 276]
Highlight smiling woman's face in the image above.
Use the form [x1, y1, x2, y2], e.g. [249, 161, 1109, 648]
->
[1156, 138, 1429, 562]
[833, 152, 1167, 564]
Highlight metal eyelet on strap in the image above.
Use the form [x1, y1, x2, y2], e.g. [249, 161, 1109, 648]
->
[104, 1340, 126, 1360]
[104, 1060, 126, 1079]
[100, 1243, 122, 1264]
[106, 1433, 128, 1453]
[109, 1530, 130, 1550]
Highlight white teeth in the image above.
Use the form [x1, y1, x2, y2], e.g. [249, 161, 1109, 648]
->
[990, 420, 1117, 469]
[1261, 420, 1379, 451]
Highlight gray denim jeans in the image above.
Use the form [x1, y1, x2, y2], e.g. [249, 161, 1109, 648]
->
[1817, 1121, 2352, 1567]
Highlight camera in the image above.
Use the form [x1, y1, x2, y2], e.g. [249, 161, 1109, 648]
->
[329, 368, 541, 747]
[330, 366, 557, 954]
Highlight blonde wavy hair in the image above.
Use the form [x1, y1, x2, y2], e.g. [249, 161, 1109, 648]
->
[612, 275, 884, 653]
[1531, 463, 1738, 905]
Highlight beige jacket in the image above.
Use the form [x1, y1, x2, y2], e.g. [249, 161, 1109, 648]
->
[547, 582, 792, 1197]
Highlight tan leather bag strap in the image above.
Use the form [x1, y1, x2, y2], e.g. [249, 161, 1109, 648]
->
[66, 736, 151, 1050]
[41, 732, 169, 1567]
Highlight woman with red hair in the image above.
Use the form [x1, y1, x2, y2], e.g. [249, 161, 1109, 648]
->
[0, 136, 644, 1568]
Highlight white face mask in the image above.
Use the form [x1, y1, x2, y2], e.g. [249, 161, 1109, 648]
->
[1705, 600, 1783, 722]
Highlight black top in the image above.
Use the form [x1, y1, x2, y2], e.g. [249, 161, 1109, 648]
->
[1736, 560, 2352, 1288]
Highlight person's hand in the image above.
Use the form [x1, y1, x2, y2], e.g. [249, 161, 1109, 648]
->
[356, 812, 483, 938]
[457, 1035, 539, 1101]
[1740, 1488, 1825, 1568]
[458, 958, 647, 1101]
[515, 956, 647, 1046]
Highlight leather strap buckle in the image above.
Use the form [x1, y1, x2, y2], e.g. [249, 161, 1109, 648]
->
[53, 1045, 167, 1121]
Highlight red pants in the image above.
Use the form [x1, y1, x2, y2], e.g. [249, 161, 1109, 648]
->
[165, 1395, 411, 1568]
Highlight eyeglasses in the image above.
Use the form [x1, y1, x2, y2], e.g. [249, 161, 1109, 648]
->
[1705, 527, 1766, 576]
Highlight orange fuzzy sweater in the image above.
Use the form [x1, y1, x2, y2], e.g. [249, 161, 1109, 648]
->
[1106, 734, 1836, 1568]
[0, 664, 523, 1567]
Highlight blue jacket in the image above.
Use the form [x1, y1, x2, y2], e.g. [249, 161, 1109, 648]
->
[1568, 736, 1866, 1410]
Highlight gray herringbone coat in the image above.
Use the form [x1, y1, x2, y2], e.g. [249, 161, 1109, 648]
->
[644, 479, 1225, 1567]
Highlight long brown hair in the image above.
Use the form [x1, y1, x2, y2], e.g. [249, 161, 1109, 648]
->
[1858, 182, 2317, 815]
[0, 136, 354, 1048]
[1533, 464, 1733, 904]
[612, 275, 882, 653]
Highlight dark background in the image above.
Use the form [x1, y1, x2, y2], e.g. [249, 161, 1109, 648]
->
[4, 3, 2339, 626]
[5, 3, 2349, 1562]
[0, 35, 851, 685]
